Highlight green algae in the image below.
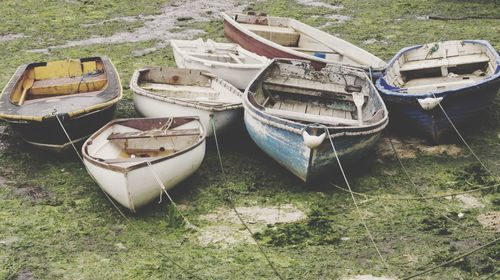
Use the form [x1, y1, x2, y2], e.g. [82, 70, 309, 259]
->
[0, 0, 499, 279]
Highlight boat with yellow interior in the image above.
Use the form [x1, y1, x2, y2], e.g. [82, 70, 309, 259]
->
[0, 56, 122, 151]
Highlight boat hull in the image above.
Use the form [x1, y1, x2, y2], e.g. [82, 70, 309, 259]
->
[134, 93, 241, 137]
[376, 40, 500, 143]
[174, 54, 264, 90]
[172, 40, 268, 90]
[223, 18, 383, 80]
[83, 140, 205, 211]
[244, 107, 382, 182]
[6, 104, 116, 151]
[381, 79, 500, 142]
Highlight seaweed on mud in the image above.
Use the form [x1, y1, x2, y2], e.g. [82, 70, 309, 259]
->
[453, 163, 499, 192]
[254, 208, 341, 246]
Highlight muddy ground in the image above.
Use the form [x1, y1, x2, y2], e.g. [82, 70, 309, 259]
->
[0, 0, 499, 279]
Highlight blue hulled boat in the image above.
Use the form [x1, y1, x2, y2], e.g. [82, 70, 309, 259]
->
[376, 40, 500, 142]
[244, 59, 388, 182]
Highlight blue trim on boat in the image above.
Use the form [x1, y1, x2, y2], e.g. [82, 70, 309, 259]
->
[375, 40, 500, 142]
[244, 59, 389, 182]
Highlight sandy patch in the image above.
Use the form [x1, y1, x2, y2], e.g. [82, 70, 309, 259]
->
[0, 236, 21, 246]
[344, 275, 395, 280]
[446, 194, 485, 209]
[198, 204, 306, 247]
[317, 14, 351, 28]
[296, 0, 343, 10]
[0, 33, 27, 42]
[362, 39, 389, 45]
[377, 137, 463, 159]
[14, 269, 36, 280]
[200, 204, 306, 225]
[29, 0, 246, 53]
[477, 212, 500, 232]
[198, 225, 255, 247]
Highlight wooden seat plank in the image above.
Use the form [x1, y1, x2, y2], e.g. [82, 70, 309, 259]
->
[107, 128, 200, 140]
[265, 108, 358, 126]
[400, 54, 490, 72]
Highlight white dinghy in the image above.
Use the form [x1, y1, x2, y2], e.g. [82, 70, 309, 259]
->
[171, 38, 269, 89]
[131, 67, 243, 137]
[82, 117, 206, 212]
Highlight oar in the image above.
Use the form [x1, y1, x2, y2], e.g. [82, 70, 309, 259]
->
[352, 91, 364, 125]
[18, 76, 34, 105]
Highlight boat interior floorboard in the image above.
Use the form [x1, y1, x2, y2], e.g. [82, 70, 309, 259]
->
[404, 74, 484, 93]
[140, 82, 216, 96]
[268, 99, 354, 120]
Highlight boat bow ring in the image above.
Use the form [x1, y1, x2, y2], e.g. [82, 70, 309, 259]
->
[417, 97, 443, 110]
[302, 130, 326, 149]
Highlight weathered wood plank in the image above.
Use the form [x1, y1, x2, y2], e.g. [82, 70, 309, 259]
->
[333, 109, 345, 118]
[265, 108, 358, 126]
[306, 103, 321, 115]
[319, 106, 334, 117]
[107, 128, 200, 140]
[279, 100, 295, 111]
[292, 101, 307, 113]
[400, 54, 489, 72]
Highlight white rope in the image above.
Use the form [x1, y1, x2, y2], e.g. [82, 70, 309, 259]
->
[53, 113, 202, 279]
[210, 115, 285, 280]
[321, 125, 392, 273]
[146, 161, 196, 230]
[388, 137, 425, 197]
[210, 115, 225, 175]
[432, 93, 499, 180]
[54, 111, 83, 162]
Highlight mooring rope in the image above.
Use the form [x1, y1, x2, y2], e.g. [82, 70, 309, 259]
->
[402, 236, 500, 280]
[146, 161, 196, 229]
[387, 137, 425, 197]
[209, 115, 285, 280]
[483, 269, 500, 280]
[330, 182, 500, 201]
[320, 125, 393, 274]
[432, 93, 499, 180]
[54, 113, 202, 280]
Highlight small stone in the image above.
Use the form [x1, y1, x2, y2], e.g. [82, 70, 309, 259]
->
[341, 237, 350, 241]
[115, 242, 127, 251]
[458, 213, 464, 218]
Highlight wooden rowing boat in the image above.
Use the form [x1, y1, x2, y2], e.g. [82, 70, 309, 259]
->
[0, 57, 122, 151]
[82, 117, 206, 212]
[376, 40, 500, 142]
[130, 67, 243, 137]
[221, 12, 386, 79]
[171, 38, 269, 89]
[244, 59, 388, 182]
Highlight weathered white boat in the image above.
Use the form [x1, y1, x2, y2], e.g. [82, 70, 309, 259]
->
[244, 59, 388, 182]
[222, 12, 387, 79]
[171, 38, 269, 89]
[82, 117, 206, 212]
[131, 67, 243, 137]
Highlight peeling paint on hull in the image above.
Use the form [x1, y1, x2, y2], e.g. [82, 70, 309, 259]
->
[244, 111, 381, 182]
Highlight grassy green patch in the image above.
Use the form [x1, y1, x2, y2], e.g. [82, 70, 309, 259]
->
[1, 0, 499, 279]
